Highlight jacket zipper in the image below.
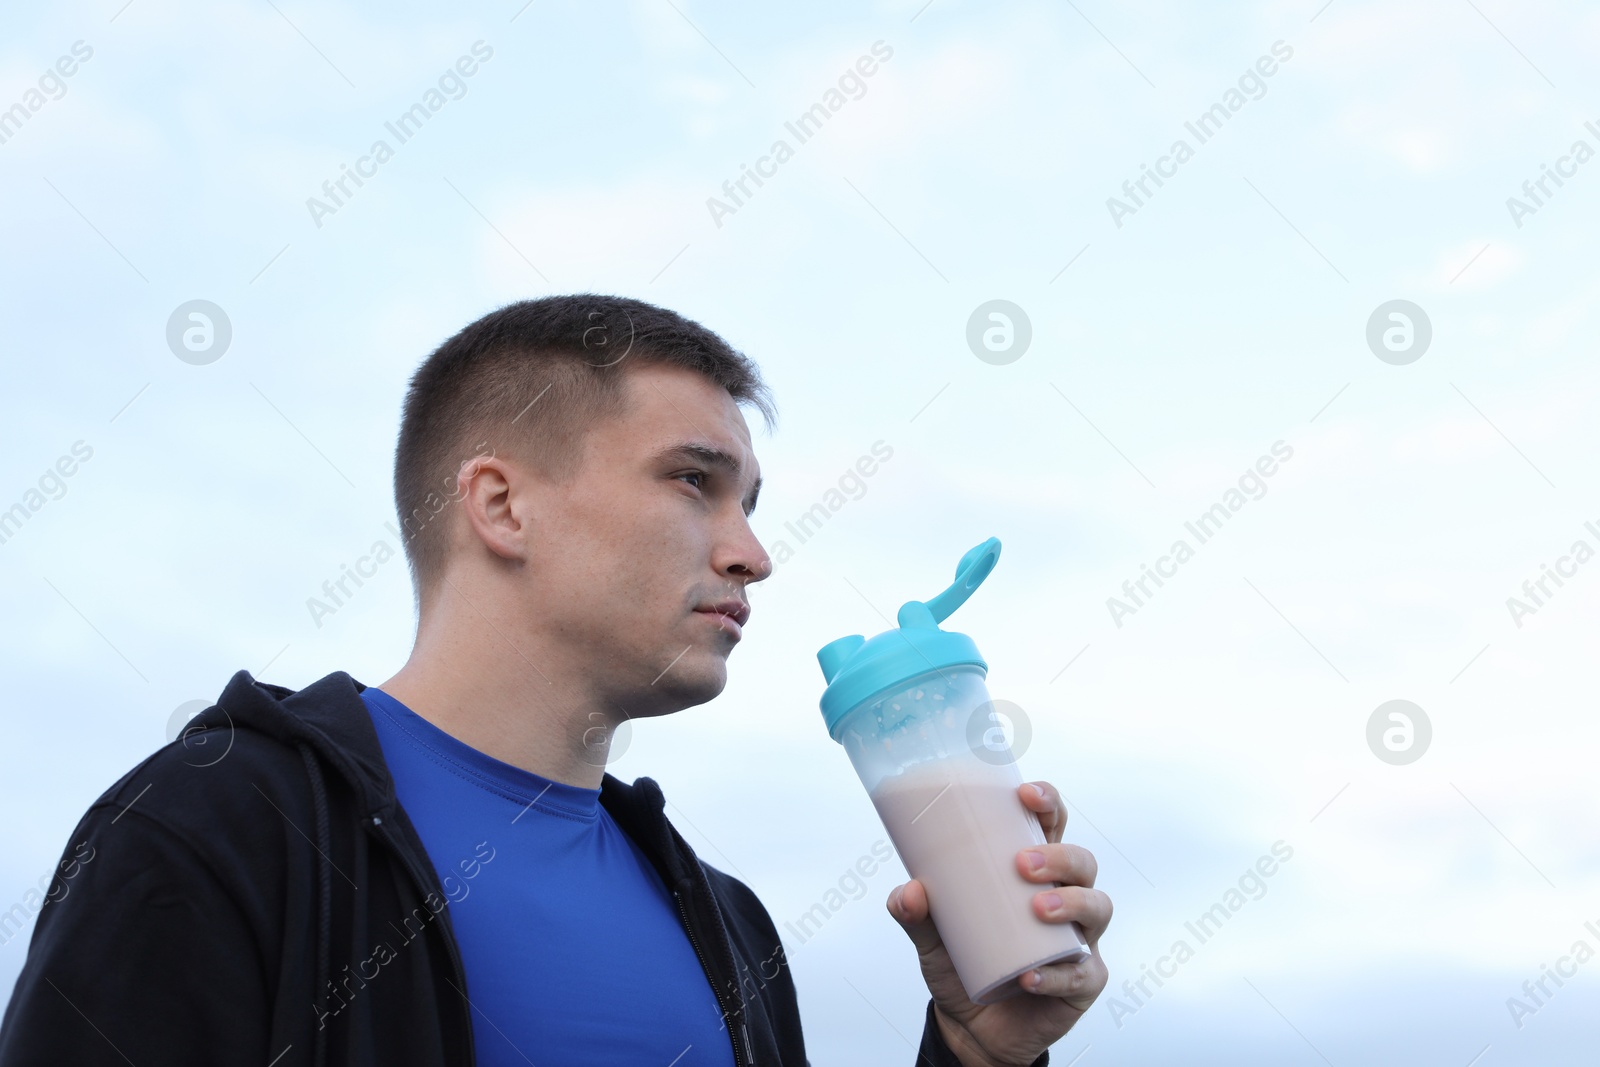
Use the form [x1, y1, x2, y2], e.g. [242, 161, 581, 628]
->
[675, 888, 748, 1067]
[372, 816, 477, 1067]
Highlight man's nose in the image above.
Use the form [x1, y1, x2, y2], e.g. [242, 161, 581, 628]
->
[721, 515, 771, 584]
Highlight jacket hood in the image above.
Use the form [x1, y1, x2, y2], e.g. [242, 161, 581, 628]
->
[187, 669, 393, 811]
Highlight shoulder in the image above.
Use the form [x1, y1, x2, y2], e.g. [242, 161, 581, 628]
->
[15, 726, 329, 963]
[82, 724, 325, 868]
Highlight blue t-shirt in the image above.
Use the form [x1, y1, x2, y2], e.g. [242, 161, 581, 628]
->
[361, 686, 736, 1067]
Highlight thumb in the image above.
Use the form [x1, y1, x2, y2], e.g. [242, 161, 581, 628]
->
[886, 879, 943, 956]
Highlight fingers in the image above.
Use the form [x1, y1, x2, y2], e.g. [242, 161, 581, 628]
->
[1020, 948, 1109, 1003]
[1030, 884, 1113, 942]
[888, 880, 925, 922]
[1016, 841, 1098, 889]
[886, 879, 943, 957]
[1018, 781, 1065, 844]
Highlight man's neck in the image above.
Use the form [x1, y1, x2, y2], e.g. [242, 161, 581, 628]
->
[376, 606, 625, 791]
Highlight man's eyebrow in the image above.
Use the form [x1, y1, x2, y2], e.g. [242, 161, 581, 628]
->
[655, 442, 762, 515]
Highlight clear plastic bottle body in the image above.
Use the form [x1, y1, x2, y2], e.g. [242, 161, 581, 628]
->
[836, 665, 1090, 1004]
[834, 666, 995, 791]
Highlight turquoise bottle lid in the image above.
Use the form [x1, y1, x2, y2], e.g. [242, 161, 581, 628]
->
[816, 537, 1001, 740]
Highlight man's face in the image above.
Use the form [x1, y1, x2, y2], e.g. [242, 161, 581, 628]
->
[515, 361, 770, 716]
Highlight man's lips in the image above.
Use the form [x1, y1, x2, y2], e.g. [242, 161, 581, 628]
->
[695, 599, 750, 640]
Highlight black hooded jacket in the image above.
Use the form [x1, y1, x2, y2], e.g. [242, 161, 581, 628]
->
[0, 669, 1047, 1066]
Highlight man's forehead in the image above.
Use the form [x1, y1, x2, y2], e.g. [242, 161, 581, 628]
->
[623, 367, 760, 472]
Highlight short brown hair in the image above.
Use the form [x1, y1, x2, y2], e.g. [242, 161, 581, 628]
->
[393, 294, 776, 610]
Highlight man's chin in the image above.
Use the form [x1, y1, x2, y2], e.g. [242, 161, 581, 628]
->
[648, 655, 728, 711]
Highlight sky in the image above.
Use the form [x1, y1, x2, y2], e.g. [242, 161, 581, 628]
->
[3, 0, 1599, 1063]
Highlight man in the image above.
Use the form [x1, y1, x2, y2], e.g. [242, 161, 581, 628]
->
[0, 295, 1110, 1066]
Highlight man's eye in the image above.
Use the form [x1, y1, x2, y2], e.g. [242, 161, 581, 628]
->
[678, 471, 707, 491]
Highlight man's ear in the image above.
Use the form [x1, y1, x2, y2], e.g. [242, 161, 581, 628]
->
[457, 455, 529, 562]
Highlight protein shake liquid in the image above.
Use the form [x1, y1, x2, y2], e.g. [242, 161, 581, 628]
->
[816, 538, 1090, 1005]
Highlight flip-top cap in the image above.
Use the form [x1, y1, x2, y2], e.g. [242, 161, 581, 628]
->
[816, 537, 1001, 739]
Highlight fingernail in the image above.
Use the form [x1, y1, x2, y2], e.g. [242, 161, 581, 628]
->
[1031, 784, 1047, 802]
[1027, 970, 1044, 990]
[1024, 849, 1046, 871]
[1042, 892, 1063, 913]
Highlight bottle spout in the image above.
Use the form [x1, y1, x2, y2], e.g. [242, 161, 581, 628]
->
[897, 537, 1001, 630]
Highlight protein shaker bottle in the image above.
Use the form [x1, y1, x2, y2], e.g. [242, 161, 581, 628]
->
[816, 536, 1090, 1004]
